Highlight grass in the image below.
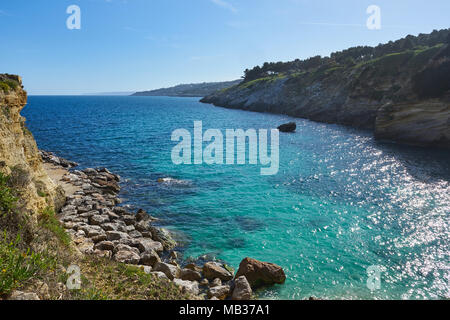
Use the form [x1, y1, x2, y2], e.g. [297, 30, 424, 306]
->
[71, 257, 193, 300]
[0, 233, 56, 296]
[38, 207, 71, 247]
[239, 74, 286, 89]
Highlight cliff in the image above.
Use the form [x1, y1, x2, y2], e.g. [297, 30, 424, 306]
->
[0, 74, 65, 217]
[132, 80, 241, 97]
[201, 30, 450, 148]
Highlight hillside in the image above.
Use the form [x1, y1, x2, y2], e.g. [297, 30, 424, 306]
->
[201, 29, 450, 148]
[132, 80, 241, 97]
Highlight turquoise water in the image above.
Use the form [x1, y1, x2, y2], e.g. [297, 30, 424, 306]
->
[23, 96, 450, 300]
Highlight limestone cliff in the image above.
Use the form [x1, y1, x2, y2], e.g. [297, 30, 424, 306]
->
[0, 74, 65, 218]
[201, 30, 450, 148]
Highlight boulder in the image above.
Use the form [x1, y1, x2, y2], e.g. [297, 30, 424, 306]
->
[89, 214, 110, 226]
[140, 250, 161, 267]
[203, 262, 233, 281]
[207, 285, 230, 300]
[235, 258, 286, 287]
[231, 276, 252, 300]
[151, 271, 169, 280]
[8, 291, 40, 300]
[277, 122, 296, 133]
[149, 226, 177, 250]
[114, 244, 140, 255]
[106, 231, 129, 241]
[180, 268, 202, 282]
[136, 239, 163, 253]
[114, 250, 140, 265]
[173, 279, 200, 295]
[135, 209, 150, 222]
[153, 262, 181, 280]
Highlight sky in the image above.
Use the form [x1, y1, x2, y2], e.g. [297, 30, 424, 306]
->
[0, 0, 449, 95]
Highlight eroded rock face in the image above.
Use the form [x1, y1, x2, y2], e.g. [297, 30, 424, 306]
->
[0, 74, 66, 217]
[201, 42, 450, 149]
[235, 258, 286, 288]
[375, 100, 450, 148]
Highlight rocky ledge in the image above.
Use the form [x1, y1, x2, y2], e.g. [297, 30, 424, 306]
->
[44, 152, 286, 300]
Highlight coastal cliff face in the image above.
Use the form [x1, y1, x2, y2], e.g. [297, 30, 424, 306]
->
[0, 74, 65, 218]
[201, 34, 450, 148]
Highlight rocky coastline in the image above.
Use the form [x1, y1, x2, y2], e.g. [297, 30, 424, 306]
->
[44, 152, 286, 300]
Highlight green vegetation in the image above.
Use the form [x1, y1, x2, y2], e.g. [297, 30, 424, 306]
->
[38, 207, 71, 247]
[0, 233, 56, 296]
[0, 80, 19, 93]
[71, 257, 192, 300]
[242, 28, 450, 83]
[0, 173, 17, 216]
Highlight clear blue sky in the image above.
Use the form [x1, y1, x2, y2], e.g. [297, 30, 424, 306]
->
[0, 0, 448, 95]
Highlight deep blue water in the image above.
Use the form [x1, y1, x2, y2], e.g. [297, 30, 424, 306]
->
[23, 96, 450, 300]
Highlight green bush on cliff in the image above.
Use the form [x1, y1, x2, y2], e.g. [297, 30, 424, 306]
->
[38, 207, 71, 247]
[0, 173, 17, 216]
[0, 80, 19, 93]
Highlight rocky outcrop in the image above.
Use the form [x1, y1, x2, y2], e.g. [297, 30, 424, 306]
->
[201, 34, 450, 149]
[278, 122, 297, 133]
[235, 258, 286, 288]
[0, 74, 65, 218]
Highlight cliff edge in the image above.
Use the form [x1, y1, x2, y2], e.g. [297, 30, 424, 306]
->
[0, 74, 65, 217]
[201, 29, 450, 148]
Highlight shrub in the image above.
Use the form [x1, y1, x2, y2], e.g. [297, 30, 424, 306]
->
[7, 166, 31, 190]
[38, 207, 71, 246]
[0, 233, 56, 296]
[0, 173, 17, 216]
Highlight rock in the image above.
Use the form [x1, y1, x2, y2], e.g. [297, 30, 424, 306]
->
[80, 225, 105, 238]
[135, 265, 152, 274]
[106, 231, 129, 241]
[136, 239, 163, 253]
[91, 234, 107, 243]
[114, 244, 140, 255]
[89, 214, 110, 225]
[151, 271, 169, 280]
[277, 122, 296, 133]
[135, 220, 151, 232]
[235, 258, 286, 287]
[203, 262, 233, 281]
[210, 278, 222, 288]
[136, 209, 150, 222]
[94, 241, 115, 251]
[173, 279, 200, 295]
[101, 222, 119, 232]
[232, 276, 252, 300]
[114, 250, 140, 265]
[207, 285, 230, 300]
[122, 215, 136, 226]
[93, 249, 112, 259]
[129, 230, 143, 239]
[180, 268, 202, 282]
[140, 250, 161, 267]
[149, 226, 177, 250]
[9, 291, 40, 300]
[153, 262, 181, 280]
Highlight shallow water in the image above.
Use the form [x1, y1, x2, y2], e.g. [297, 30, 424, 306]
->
[23, 96, 450, 300]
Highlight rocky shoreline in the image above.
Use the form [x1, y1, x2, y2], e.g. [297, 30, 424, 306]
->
[45, 152, 286, 300]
